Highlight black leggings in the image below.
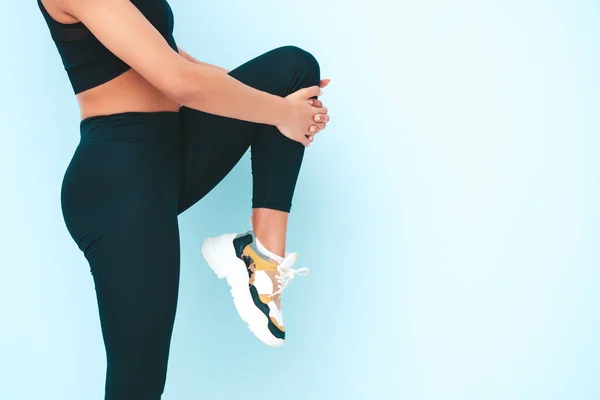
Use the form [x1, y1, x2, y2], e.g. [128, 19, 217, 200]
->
[60, 46, 320, 400]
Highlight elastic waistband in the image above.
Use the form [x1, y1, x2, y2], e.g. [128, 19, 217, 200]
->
[79, 111, 181, 142]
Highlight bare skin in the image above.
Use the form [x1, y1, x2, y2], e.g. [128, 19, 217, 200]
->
[43, 0, 331, 257]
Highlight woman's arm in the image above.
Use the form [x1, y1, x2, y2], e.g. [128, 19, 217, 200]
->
[178, 47, 230, 74]
[59, 0, 323, 133]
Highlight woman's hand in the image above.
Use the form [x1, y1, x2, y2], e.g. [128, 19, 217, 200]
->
[305, 97, 329, 146]
[305, 79, 331, 145]
[276, 79, 331, 147]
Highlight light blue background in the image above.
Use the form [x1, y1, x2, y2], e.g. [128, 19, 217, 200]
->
[1, 0, 599, 399]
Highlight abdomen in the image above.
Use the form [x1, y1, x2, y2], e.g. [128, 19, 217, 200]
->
[76, 68, 180, 120]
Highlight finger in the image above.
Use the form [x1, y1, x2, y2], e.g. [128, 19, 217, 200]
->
[313, 113, 329, 123]
[299, 85, 323, 100]
[312, 106, 328, 115]
[320, 79, 331, 88]
[298, 134, 311, 146]
[310, 122, 326, 132]
[308, 99, 323, 107]
[308, 125, 320, 135]
[308, 122, 327, 133]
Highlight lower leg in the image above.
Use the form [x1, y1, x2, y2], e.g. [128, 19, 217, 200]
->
[251, 208, 289, 257]
[250, 130, 303, 260]
[248, 47, 321, 259]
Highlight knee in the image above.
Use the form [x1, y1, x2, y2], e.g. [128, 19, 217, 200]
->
[105, 353, 168, 399]
[275, 45, 321, 85]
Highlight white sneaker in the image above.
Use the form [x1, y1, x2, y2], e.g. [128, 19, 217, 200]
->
[201, 230, 309, 347]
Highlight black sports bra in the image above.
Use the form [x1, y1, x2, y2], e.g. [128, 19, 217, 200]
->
[37, 0, 178, 94]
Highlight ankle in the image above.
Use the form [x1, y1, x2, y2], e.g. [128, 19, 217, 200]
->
[255, 234, 284, 262]
[251, 209, 288, 257]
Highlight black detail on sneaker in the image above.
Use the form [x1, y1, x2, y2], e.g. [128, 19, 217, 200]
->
[234, 232, 256, 283]
[249, 285, 285, 340]
[241, 254, 254, 283]
[233, 232, 253, 258]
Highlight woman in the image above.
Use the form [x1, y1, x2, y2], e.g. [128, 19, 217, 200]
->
[37, 0, 331, 398]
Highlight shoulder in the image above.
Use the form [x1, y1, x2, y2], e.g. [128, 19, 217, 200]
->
[40, 0, 81, 24]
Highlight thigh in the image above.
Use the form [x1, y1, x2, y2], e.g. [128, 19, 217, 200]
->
[61, 113, 181, 399]
[90, 217, 180, 400]
[176, 105, 259, 214]
[177, 45, 318, 214]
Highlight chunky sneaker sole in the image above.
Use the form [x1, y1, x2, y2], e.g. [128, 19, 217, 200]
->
[201, 233, 285, 347]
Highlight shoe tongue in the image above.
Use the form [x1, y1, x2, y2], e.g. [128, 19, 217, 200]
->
[279, 253, 298, 269]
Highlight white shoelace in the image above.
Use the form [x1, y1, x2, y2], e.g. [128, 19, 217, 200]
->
[269, 252, 309, 298]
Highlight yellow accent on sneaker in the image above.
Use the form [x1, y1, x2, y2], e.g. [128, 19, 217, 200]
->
[258, 294, 272, 304]
[270, 316, 285, 332]
[243, 246, 278, 272]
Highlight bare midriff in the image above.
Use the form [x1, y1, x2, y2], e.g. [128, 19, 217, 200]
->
[76, 68, 181, 120]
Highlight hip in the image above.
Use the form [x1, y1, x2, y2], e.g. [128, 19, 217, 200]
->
[60, 111, 182, 244]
